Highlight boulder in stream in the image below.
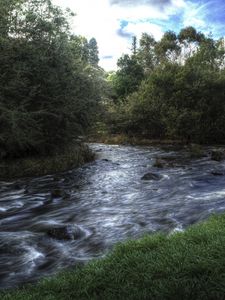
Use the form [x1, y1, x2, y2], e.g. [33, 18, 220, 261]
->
[211, 171, 224, 176]
[47, 225, 86, 240]
[141, 173, 162, 181]
[51, 189, 70, 199]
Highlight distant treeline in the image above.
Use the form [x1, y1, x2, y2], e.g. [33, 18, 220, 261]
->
[0, 0, 103, 159]
[106, 27, 225, 144]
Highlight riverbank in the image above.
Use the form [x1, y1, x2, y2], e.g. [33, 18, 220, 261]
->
[0, 143, 95, 180]
[88, 133, 184, 146]
[88, 133, 225, 160]
[2, 213, 225, 299]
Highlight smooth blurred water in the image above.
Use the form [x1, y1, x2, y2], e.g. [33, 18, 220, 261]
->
[0, 143, 225, 288]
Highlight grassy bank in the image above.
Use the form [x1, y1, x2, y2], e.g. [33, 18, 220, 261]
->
[0, 143, 95, 180]
[88, 133, 225, 160]
[2, 214, 225, 299]
[88, 133, 184, 146]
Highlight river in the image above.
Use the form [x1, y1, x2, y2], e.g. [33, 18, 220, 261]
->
[0, 143, 225, 288]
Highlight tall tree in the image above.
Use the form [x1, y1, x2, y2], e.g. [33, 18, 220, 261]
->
[155, 31, 180, 64]
[137, 33, 156, 73]
[112, 54, 144, 100]
[0, 0, 100, 158]
[131, 36, 137, 56]
[88, 37, 99, 66]
[178, 26, 205, 61]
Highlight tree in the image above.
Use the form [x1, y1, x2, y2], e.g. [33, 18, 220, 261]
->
[155, 31, 180, 64]
[178, 26, 205, 61]
[178, 26, 204, 44]
[70, 35, 89, 63]
[188, 37, 225, 70]
[137, 33, 156, 73]
[88, 37, 99, 66]
[131, 36, 137, 56]
[112, 54, 144, 100]
[0, 0, 101, 158]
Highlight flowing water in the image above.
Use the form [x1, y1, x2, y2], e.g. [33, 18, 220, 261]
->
[0, 143, 225, 288]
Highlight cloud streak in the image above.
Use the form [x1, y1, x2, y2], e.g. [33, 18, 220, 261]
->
[116, 28, 133, 38]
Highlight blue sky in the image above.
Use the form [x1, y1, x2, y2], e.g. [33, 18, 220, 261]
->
[53, 0, 225, 70]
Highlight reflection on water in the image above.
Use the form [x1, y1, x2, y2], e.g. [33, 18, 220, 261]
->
[0, 143, 225, 288]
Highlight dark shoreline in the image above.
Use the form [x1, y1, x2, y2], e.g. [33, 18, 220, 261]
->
[0, 143, 95, 181]
[1, 136, 224, 181]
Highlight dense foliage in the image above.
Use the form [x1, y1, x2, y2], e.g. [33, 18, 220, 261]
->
[107, 27, 225, 144]
[1, 2, 225, 161]
[0, 0, 101, 159]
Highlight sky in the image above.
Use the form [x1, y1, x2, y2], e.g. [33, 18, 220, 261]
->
[52, 0, 225, 71]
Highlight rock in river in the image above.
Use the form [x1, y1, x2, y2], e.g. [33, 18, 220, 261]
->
[51, 189, 70, 199]
[211, 171, 224, 176]
[141, 173, 162, 181]
[47, 225, 86, 240]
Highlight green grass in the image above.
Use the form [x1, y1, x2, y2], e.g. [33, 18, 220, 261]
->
[2, 214, 225, 299]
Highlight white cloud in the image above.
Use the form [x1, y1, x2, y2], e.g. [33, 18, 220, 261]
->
[52, 0, 186, 70]
[53, 0, 130, 70]
[53, 0, 180, 70]
[111, 5, 168, 21]
[123, 22, 164, 41]
[171, 0, 185, 9]
[52, 0, 223, 70]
